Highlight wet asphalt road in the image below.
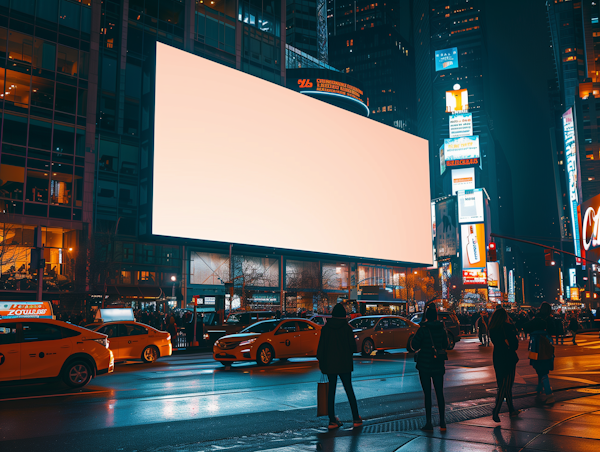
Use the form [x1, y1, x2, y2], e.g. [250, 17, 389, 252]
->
[2, 334, 600, 451]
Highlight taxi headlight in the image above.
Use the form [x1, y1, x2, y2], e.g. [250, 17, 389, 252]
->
[203, 333, 210, 340]
[239, 338, 257, 346]
[354, 334, 358, 339]
[166, 334, 171, 341]
[94, 337, 109, 348]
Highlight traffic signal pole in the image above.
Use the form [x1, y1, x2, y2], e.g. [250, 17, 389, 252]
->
[490, 233, 599, 267]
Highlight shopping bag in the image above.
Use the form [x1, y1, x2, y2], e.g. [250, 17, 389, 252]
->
[317, 374, 329, 417]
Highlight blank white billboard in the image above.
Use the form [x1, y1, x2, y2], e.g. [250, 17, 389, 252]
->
[153, 43, 432, 264]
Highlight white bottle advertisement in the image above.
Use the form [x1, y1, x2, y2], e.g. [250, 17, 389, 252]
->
[467, 225, 480, 265]
[462, 223, 486, 271]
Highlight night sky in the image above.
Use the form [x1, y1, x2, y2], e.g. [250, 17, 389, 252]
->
[485, 0, 560, 300]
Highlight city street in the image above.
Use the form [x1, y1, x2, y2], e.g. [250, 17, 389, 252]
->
[2, 333, 600, 452]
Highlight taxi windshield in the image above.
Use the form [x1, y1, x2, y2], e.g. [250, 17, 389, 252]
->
[241, 320, 279, 334]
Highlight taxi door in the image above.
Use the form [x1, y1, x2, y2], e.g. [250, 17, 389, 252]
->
[20, 322, 72, 379]
[98, 324, 126, 360]
[124, 324, 150, 359]
[0, 323, 20, 382]
[373, 318, 394, 349]
[294, 321, 319, 356]
[273, 321, 299, 358]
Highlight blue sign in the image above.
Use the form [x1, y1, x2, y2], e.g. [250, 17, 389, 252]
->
[435, 47, 459, 71]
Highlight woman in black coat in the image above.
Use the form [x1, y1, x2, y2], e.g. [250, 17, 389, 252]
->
[316, 303, 361, 429]
[411, 304, 449, 432]
[568, 315, 579, 345]
[489, 307, 520, 422]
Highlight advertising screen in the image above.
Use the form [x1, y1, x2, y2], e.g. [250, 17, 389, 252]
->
[440, 145, 446, 176]
[463, 269, 487, 286]
[563, 108, 582, 264]
[444, 136, 480, 168]
[451, 168, 475, 195]
[580, 192, 600, 264]
[0, 301, 54, 319]
[461, 223, 486, 270]
[440, 262, 452, 299]
[458, 189, 485, 223]
[153, 43, 432, 264]
[435, 47, 459, 71]
[430, 202, 437, 269]
[446, 89, 469, 113]
[435, 198, 458, 258]
[449, 113, 473, 138]
[508, 270, 515, 302]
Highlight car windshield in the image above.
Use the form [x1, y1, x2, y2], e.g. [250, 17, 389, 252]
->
[241, 320, 279, 334]
[349, 317, 379, 330]
[226, 314, 246, 324]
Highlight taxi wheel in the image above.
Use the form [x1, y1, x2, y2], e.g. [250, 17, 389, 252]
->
[142, 345, 159, 363]
[62, 360, 93, 388]
[406, 334, 415, 353]
[256, 344, 274, 366]
[361, 339, 374, 357]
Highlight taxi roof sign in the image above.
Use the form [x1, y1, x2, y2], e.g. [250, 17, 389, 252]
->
[0, 301, 54, 319]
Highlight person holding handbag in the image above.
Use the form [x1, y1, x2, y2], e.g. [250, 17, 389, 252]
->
[316, 303, 362, 430]
[411, 304, 449, 432]
[489, 307, 520, 422]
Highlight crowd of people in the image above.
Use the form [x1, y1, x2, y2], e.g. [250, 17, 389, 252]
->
[316, 301, 588, 431]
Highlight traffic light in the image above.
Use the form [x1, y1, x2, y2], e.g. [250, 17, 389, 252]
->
[488, 242, 497, 262]
[544, 249, 556, 266]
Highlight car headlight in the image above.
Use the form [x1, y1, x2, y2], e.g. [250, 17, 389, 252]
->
[239, 338, 257, 346]
[203, 333, 210, 340]
[214, 341, 220, 347]
[354, 334, 358, 339]
[166, 334, 171, 341]
[94, 337, 109, 348]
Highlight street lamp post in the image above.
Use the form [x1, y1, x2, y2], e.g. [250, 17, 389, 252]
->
[171, 275, 176, 300]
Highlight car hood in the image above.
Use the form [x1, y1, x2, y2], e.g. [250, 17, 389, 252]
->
[219, 332, 261, 341]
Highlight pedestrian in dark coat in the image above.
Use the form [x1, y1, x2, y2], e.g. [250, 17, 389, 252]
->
[524, 302, 555, 405]
[411, 304, 449, 432]
[489, 307, 520, 421]
[568, 315, 579, 345]
[316, 303, 361, 430]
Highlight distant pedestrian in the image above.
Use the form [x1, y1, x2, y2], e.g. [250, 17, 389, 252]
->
[316, 303, 362, 430]
[477, 311, 490, 346]
[411, 304, 449, 432]
[554, 314, 565, 345]
[489, 308, 520, 422]
[167, 316, 178, 350]
[568, 315, 579, 345]
[524, 302, 555, 405]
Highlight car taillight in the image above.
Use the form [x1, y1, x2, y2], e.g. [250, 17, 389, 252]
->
[94, 337, 109, 348]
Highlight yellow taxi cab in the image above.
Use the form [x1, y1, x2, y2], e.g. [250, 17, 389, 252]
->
[91, 321, 171, 363]
[213, 318, 321, 366]
[0, 318, 114, 388]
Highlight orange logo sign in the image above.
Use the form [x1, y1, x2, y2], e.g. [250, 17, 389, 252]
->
[298, 79, 313, 88]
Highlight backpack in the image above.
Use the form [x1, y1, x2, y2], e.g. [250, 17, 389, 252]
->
[529, 333, 554, 360]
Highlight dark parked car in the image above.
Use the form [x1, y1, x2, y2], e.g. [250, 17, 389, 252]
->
[203, 311, 277, 343]
[410, 310, 461, 350]
[349, 315, 420, 356]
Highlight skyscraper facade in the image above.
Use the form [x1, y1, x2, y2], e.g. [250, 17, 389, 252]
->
[326, 1, 416, 132]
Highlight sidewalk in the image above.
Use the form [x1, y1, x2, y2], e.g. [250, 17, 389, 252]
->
[257, 389, 600, 452]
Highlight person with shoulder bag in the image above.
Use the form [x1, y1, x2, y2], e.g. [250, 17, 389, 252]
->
[489, 308, 520, 421]
[316, 303, 362, 430]
[411, 304, 449, 432]
[524, 302, 556, 405]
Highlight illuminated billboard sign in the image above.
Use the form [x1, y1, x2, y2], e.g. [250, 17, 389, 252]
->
[461, 223, 486, 270]
[449, 113, 473, 138]
[580, 192, 600, 264]
[435, 47, 459, 71]
[508, 270, 515, 302]
[440, 262, 452, 298]
[0, 301, 54, 319]
[440, 145, 446, 176]
[444, 136, 480, 168]
[451, 168, 475, 195]
[458, 189, 485, 223]
[430, 202, 437, 269]
[463, 269, 487, 285]
[435, 198, 458, 258]
[446, 89, 469, 113]
[563, 108, 582, 264]
[153, 43, 432, 264]
[292, 77, 369, 115]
